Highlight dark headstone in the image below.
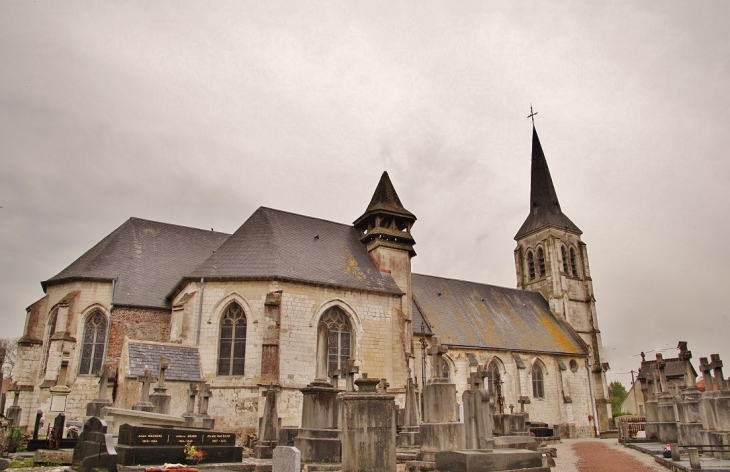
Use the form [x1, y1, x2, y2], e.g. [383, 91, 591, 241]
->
[115, 423, 242, 466]
[47, 413, 66, 449]
[33, 409, 43, 440]
[71, 417, 117, 472]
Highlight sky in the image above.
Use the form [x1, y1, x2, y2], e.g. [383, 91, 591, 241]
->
[1, 1, 729, 387]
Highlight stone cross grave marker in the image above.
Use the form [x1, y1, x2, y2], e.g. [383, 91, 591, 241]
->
[700, 357, 714, 391]
[678, 342, 697, 387]
[656, 353, 668, 393]
[139, 368, 154, 403]
[345, 359, 359, 392]
[98, 363, 111, 399]
[200, 383, 212, 415]
[427, 337, 449, 380]
[187, 383, 198, 414]
[158, 357, 168, 387]
[462, 371, 492, 450]
[710, 354, 727, 391]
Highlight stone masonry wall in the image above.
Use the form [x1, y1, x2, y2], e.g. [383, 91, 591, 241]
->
[107, 306, 171, 370]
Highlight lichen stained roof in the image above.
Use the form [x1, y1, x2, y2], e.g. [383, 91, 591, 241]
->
[412, 273, 586, 355]
[186, 207, 402, 295]
[42, 218, 230, 309]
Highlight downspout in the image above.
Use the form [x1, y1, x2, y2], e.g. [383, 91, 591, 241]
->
[196, 278, 205, 345]
[586, 357, 599, 438]
[101, 278, 116, 367]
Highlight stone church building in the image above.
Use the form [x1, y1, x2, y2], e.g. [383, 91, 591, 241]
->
[9, 126, 612, 438]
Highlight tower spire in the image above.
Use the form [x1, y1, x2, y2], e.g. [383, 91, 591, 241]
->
[515, 126, 581, 239]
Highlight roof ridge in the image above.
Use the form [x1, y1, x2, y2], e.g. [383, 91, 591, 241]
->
[128, 216, 231, 236]
[258, 206, 355, 229]
[412, 272, 540, 296]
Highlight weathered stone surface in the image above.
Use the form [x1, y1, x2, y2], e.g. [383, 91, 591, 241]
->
[34, 448, 74, 465]
[273, 446, 300, 472]
[294, 382, 341, 464]
[492, 435, 538, 451]
[71, 417, 117, 472]
[435, 449, 546, 472]
[0, 458, 10, 471]
[341, 380, 396, 472]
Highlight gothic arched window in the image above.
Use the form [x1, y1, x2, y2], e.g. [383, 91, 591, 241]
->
[79, 310, 107, 375]
[537, 247, 546, 277]
[218, 302, 247, 376]
[320, 307, 352, 376]
[485, 360, 501, 396]
[561, 246, 570, 275]
[532, 362, 545, 399]
[569, 247, 578, 278]
[527, 250, 536, 280]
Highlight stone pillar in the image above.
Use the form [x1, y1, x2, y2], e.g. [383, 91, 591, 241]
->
[417, 338, 465, 462]
[255, 385, 280, 459]
[643, 359, 660, 440]
[86, 363, 114, 417]
[341, 377, 396, 472]
[293, 378, 341, 464]
[5, 391, 22, 427]
[261, 291, 282, 385]
[703, 355, 730, 459]
[149, 357, 171, 415]
[397, 376, 421, 447]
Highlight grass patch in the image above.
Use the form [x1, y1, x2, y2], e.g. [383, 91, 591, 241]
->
[9, 459, 36, 468]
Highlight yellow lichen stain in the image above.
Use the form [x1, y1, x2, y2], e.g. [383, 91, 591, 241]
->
[538, 309, 579, 353]
[340, 244, 365, 280]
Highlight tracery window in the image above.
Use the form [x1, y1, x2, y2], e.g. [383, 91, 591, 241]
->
[569, 247, 578, 278]
[320, 307, 352, 376]
[532, 362, 545, 399]
[561, 246, 570, 275]
[485, 360, 501, 395]
[79, 310, 107, 375]
[527, 251, 536, 280]
[537, 247, 546, 277]
[218, 302, 247, 376]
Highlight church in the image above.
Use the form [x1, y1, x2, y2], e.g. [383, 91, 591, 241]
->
[9, 125, 612, 438]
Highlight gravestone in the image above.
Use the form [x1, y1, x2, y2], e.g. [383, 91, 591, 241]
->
[398, 375, 421, 447]
[132, 368, 155, 412]
[5, 391, 21, 427]
[341, 376, 397, 472]
[676, 342, 703, 447]
[115, 423, 242, 465]
[199, 383, 215, 429]
[462, 371, 494, 450]
[293, 378, 341, 464]
[699, 354, 730, 459]
[71, 417, 117, 472]
[654, 354, 679, 443]
[435, 449, 550, 472]
[273, 446, 301, 472]
[182, 383, 198, 427]
[86, 363, 113, 417]
[254, 384, 280, 459]
[149, 357, 171, 415]
[417, 337, 465, 462]
[47, 413, 65, 450]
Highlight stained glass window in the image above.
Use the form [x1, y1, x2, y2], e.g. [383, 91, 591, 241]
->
[79, 311, 107, 375]
[218, 302, 247, 376]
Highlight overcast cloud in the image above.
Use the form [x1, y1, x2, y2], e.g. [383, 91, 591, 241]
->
[1, 1, 729, 386]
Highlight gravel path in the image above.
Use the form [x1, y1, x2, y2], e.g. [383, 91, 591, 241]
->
[553, 438, 667, 472]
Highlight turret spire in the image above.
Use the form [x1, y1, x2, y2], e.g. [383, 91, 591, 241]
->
[515, 126, 581, 239]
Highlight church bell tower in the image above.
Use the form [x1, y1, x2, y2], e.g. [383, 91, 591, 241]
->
[354, 171, 416, 368]
[514, 125, 612, 432]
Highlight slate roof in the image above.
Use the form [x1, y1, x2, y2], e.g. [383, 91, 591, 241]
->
[43, 218, 230, 308]
[412, 299, 433, 335]
[127, 342, 203, 381]
[411, 273, 587, 355]
[515, 127, 582, 239]
[182, 207, 402, 295]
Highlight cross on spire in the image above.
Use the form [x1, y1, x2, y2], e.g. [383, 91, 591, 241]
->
[527, 104, 538, 126]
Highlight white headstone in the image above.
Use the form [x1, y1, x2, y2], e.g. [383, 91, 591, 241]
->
[273, 446, 300, 472]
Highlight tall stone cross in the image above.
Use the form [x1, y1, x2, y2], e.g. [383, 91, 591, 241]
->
[200, 383, 212, 415]
[678, 341, 696, 387]
[699, 357, 714, 392]
[463, 371, 492, 450]
[158, 356, 168, 388]
[655, 353, 668, 393]
[427, 337, 449, 379]
[186, 382, 199, 415]
[710, 354, 728, 391]
[138, 368, 155, 403]
[345, 359, 359, 392]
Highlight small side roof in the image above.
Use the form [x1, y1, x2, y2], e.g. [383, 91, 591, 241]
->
[182, 207, 402, 295]
[412, 273, 587, 355]
[127, 341, 202, 381]
[43, 217, 229, 308]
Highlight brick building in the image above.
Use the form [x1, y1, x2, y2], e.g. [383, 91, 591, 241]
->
[9, 126, 611, 437]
